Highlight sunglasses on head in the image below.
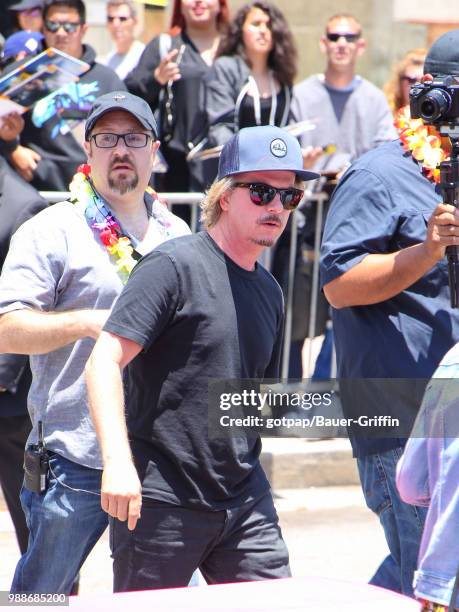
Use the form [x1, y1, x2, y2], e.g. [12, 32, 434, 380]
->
[107, 15, 130, 22]
[400, 75, 419, 85]
[45, 19, 81, 33]
[326, 32, 360, 43]
[234, 182, 304, 210]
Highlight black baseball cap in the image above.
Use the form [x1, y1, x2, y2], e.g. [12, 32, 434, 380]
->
[218, 125, 320, 182]
[424, 28, 459, 76]
[85, 91, 158, 140]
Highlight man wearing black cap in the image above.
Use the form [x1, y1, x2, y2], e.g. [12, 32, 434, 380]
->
[9, 1, 44, 33]
[86, 125, 320, 591]
[0, 91, 189, 594]
[0, 1, 43, 38]
[320, 30, 459, 597]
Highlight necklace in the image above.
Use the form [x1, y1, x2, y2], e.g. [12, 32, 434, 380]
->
[69, 163, 171, 283]
[394, 105, 449, 183]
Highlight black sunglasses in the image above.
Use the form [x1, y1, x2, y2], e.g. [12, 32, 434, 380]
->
[326, 32, 360, 43]
[45, 19, 82, 33]
[234, 182, 304, 210]
[107, 15, 130, 22]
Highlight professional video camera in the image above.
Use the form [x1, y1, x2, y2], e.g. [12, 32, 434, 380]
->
[410, 75, 459, 308]
[410, 75, 459, 124]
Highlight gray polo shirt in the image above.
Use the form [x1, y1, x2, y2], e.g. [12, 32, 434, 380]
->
[0, 200, 190, 469]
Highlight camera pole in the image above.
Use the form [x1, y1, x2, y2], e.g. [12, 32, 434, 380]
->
[440, 130, 459, 308]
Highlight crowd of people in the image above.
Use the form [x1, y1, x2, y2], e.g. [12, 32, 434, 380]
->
[0, 1, 458, 610]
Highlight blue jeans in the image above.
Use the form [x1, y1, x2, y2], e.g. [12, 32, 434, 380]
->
[11, 452, 108, 594]
[357, 446, 427, 597]
[312, 327, 333, 380]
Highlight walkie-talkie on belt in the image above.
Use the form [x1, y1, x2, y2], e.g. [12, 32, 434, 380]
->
[24, 420, 49, 494]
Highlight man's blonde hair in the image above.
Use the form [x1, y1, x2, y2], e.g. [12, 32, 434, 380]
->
[107, 0, 137, 17]
[326, 13, 362, 34]
[200, 176, 306, 229]
[200, 177, 235, 229]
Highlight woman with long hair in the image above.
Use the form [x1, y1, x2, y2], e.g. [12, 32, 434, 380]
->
[205, 2, 313, 378]
[384, 48, 426, 116]
[205, 1, 297, 147]
[125, 0, 230, 210]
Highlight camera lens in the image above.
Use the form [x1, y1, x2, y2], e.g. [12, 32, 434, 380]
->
[420, 88, 451, 122]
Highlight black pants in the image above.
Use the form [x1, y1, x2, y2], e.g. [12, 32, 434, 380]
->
[111, 492, 290, 592]
[0, 414, 31, 554]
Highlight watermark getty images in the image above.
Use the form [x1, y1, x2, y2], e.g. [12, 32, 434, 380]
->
[207, 378, 458, 439]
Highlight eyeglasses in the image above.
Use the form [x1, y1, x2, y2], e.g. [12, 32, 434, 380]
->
[107, 15, 131, 22]
[326, 32, 360, 43]
[234, 182, 304, 210]
[44, 19, 82, 33]
[90, 132, 152, 148]
[400, 75, 419, 85]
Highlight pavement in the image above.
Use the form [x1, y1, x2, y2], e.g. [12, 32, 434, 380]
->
[0, 438, 391, 596]
[260, 438, 359, 488]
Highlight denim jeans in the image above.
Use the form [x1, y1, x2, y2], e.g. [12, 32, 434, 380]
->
[312, 327, 333, 380]
[357, 446, 427, 597]
[11, 452, 108, 594]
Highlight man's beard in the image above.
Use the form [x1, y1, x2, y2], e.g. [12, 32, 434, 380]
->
[108, 172, 139, 195]
[108, 157, 139, 194]
[250, 237, 275, 247]
[250, 214, 282, 247]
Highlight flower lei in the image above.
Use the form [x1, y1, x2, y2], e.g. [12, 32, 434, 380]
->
[69, 164, 161, 283]
[394, 105, 449, 183]
[419, 598, 448, 612]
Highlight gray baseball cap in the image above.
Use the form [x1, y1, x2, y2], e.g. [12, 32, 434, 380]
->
[9, 0, 43, 10]
[85, 91, 158, 141]
[218, 125, 320, 182]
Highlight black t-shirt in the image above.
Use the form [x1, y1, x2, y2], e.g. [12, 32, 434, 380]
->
[105, 232, 284, 510]
[125, 31, 211, 191]
[238, 88, 288, 130]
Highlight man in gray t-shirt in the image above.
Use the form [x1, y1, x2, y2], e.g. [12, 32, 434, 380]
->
[0, 91, 189, 595]
[292, 13, 396, 175]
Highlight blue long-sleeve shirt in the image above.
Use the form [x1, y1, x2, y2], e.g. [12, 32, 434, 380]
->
[397, 346, 459, 607]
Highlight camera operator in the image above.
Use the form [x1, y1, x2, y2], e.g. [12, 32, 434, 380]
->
[319, 30, 459, 598]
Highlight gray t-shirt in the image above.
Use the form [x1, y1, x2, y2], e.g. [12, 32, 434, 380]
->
[291, 74, 397, 173]
[0, 200, 190, 469]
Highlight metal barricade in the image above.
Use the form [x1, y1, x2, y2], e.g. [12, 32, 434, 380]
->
[40, 189, 330, 379]
[280, 190, 329, 379]
[39, 192, 205, 234]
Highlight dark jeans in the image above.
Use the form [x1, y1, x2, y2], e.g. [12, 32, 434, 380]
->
[357, 446, 427, 597]
[0, 414, 31, 554]
[111, 493, 291, 592]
